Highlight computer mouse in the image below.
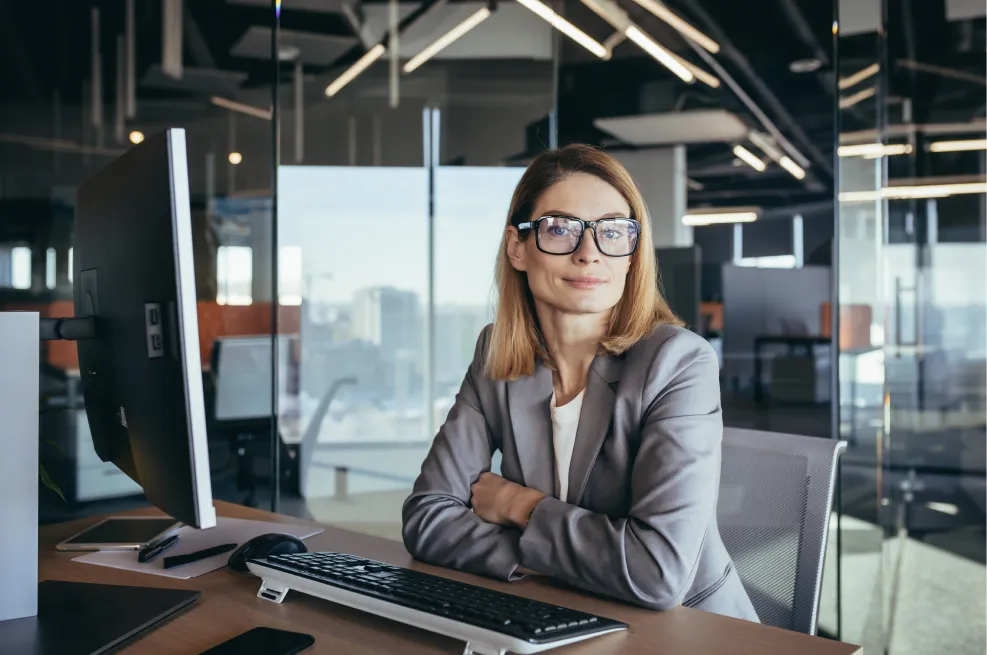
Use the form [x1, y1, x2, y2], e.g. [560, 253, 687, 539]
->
[228, 533, 308, 572]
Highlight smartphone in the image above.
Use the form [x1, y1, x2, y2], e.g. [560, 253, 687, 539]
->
[199, 628, 314, 655]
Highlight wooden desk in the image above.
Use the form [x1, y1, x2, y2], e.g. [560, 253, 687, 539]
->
[39, 502, 861, 655]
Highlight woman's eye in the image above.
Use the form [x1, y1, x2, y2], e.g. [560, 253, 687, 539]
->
[601, 229, 624, 240]
[548, 225, 570, 236]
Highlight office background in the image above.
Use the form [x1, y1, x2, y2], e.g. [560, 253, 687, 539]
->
[0, 0, 983, 652]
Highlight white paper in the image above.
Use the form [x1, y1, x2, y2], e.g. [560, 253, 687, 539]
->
[72, 517, 324, 579]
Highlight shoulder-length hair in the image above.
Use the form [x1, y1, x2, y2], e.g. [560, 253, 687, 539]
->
[485, 143, 683, 381]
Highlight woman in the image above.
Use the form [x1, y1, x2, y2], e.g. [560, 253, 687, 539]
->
[402, 144, 758, 621]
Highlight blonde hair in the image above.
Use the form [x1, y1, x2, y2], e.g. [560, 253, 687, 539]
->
[485, 144, 682, 381]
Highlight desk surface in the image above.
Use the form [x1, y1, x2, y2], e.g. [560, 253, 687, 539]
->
[39, 502, 861, 655]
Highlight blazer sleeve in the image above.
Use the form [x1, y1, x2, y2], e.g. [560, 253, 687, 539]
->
[402, 327, 522, 581]
[517, 333, 722, 610]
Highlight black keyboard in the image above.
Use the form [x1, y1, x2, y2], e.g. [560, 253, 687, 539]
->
[254, 552, 627, 645]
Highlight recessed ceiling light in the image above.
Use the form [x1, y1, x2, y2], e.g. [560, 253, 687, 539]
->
[790, 58, 822, 73]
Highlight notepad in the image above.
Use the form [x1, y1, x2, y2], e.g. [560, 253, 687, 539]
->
[73, 517, 324, 579]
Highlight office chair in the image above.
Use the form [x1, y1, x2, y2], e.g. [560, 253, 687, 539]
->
[718, 427, 846, 635]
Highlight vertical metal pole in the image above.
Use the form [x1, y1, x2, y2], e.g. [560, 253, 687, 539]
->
[82, 81, 91, 167]
[831, 0, 842, 639]
[126, 0, 136, 118]
[389, 0, 399, 109]
[732, 223, 743, 264]
[425, 108, 439, 439]
[548, 0, 560, 150]
[91, 8, 103, 148]
[294, 58, 304, 164]
[205, 151, 216, 208]
[793, 214, 804, 268]
[115, 35, 126, 144]
[53, 90, 62, 174]
[270, 0, 282, 513]
[227, 113, 237, 194]
[162, 0, 184, 79]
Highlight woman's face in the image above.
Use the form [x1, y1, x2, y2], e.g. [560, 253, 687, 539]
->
[507, 173, 633, 319]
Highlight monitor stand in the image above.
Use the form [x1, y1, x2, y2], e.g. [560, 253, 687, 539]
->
[0, 580, 200, 655]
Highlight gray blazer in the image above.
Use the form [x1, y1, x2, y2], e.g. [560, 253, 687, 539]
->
[402, 324, 758, 622]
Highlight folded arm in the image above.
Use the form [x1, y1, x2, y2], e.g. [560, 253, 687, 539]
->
[402, 332, 523, 581]
[518, 341, 722, 610]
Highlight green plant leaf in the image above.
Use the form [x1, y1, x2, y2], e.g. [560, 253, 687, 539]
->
[40, 463, 65, 502]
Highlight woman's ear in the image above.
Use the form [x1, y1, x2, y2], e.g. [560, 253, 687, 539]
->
[506, 226, 528, 272]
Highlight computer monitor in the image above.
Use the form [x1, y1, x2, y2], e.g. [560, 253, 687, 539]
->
[74, 128, 216, 529]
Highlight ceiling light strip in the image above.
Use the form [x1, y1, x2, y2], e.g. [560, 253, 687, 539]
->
[682, 210, 759, 226]
[838, 143, 913, 157]
[838, 63, 879, 90]
[928, 138, 987, 153]
[733, 145, 766, 172]
[630, 0, 719, 53]
[839, 182, 987, 202]
[326, 44, 386, 97]
[210, 96, 273, 120]
[625, 26, 693, 82]
[779, 156, 806, 180]
[404, 6, 493, 74]
[681, 58, 720, 88]
[839, 87, 876, 109]
[515, 0, 608, 58]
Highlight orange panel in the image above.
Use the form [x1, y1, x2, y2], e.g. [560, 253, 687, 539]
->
[820, 303, 872, 350]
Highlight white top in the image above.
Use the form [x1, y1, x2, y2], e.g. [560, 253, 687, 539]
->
[550, 390, 585, 502]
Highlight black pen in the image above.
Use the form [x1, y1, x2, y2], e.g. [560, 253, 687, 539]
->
[138, 534, 180, 563]
[163, 543, 238, 570]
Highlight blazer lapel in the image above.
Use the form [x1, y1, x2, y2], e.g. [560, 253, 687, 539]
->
[507, 362, 556, 497]
[567, 353, 622, 505]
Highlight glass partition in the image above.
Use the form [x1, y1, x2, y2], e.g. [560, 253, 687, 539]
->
[272, 0, 555, 536]
[0, 2, 280, 522]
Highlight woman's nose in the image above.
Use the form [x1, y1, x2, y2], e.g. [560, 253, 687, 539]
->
[574, 227, 602, 263]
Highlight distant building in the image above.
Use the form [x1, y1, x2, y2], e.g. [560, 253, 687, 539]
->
[434, 306, 490, 387]
[352, 287, 423, 362]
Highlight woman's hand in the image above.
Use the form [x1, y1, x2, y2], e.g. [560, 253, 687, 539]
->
[471, 472, 545, 529]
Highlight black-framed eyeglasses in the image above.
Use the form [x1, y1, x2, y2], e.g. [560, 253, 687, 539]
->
[517, 216, 641, 257]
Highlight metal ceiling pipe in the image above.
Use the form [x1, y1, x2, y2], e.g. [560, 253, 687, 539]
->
[674, 0, 832, 179]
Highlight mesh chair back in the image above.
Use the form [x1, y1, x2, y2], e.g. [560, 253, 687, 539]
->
[718, 428, 845, 635]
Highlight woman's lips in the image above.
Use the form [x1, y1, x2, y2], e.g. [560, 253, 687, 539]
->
[563, 276, 605, 289]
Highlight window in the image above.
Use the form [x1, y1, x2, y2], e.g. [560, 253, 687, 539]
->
[279, 246, 302, 306]
[217, 245, 253, 305]
[11, 247, 31, 290]
[735, 255, 797, 269]
[46, 248, 56, 289]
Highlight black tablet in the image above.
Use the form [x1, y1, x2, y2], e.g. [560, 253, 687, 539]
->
[55, 517, 181, 551]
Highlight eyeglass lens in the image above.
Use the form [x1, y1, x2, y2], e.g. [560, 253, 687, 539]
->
[536, 217, 639, 256]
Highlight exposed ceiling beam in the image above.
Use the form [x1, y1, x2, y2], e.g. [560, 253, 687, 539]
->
[673, 0, 834, 180]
